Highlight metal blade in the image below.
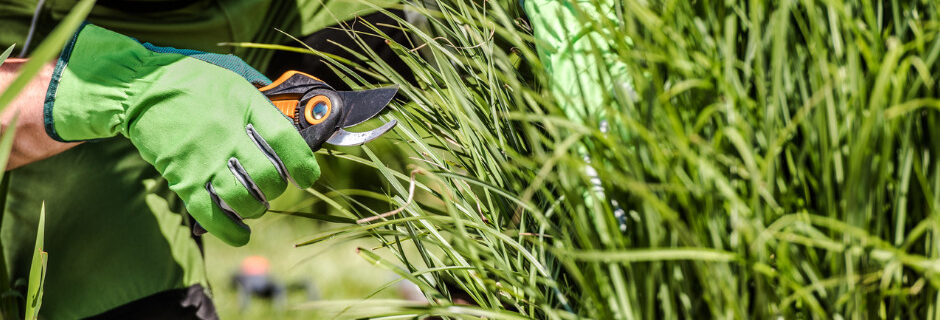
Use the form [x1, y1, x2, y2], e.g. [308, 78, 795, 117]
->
[325, 120, 398, 146]
[337, 86, 399, 128]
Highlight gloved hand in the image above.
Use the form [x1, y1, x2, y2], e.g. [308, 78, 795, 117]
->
[43, 24, 320, 246]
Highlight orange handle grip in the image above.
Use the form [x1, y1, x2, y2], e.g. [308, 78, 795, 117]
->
[259, 71, 327, 120]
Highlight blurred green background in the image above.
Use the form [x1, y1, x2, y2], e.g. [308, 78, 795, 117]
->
[204, 140, 419, 319]
[204, 215, 394, 319]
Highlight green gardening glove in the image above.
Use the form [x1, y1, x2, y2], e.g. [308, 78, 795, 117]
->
[44, 24, 321, 246]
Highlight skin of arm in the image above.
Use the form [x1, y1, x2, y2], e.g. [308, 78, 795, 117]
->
[0, 59, 81, 170]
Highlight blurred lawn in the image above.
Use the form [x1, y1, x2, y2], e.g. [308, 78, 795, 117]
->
[203, 185, 405, 319]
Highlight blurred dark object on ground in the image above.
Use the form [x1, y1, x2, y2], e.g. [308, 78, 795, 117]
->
[231, 256, 287, 311]
[230, 255, 322, 312]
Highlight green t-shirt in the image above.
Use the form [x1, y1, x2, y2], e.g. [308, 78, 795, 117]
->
[3, 139, 208, 319]
[0, 0, 384, 317]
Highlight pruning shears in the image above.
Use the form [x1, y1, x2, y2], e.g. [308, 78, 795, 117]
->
[259, 70, 399, 150]
[192, 71, 397, 236]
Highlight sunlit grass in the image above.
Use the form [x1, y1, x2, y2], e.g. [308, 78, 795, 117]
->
[246, 0, 940, 318]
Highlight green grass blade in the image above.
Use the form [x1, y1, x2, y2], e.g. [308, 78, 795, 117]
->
[0, 44, 14, 68]
[24, 203, 47, 320]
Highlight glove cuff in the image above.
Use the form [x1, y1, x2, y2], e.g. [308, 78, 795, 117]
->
[44, 23, 154, 142]
[43, 22, 87, 142]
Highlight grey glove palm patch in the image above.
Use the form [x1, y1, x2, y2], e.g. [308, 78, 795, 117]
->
[227, 157, 269, 209]
[246, 123, 295, 187]
[204, 182, 249, 232]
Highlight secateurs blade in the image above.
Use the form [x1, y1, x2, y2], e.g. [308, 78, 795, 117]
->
[258, 71, 399, 150]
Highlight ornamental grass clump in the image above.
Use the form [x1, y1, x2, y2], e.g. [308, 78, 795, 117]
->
[266, 0, 940, 318]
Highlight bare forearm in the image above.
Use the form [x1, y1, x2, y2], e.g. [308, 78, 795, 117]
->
[0, 59, 80, 170]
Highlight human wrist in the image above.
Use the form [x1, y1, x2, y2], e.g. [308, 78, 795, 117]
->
[1, 59, 54, 123]
[1, 58, 28, 89]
